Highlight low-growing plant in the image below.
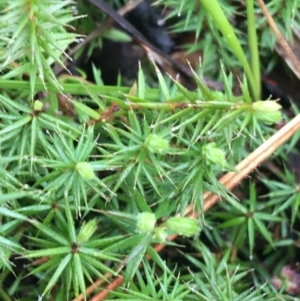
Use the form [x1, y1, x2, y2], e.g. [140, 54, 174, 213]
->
[0, 0, 300, 300]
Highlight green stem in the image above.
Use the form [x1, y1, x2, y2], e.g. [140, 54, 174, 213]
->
[0, 80, 161, 100]
[199, 0, 258, 100]
[247, 0, 261, 99]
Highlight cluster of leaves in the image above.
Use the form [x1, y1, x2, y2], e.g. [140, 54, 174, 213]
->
[0, 0, 299, 301]
[0, 63, 277, 300]
[0, 0, 83, 99]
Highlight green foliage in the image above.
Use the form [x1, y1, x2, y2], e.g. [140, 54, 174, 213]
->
[0, 0, 82, 99]
[0, 0, 299, 300]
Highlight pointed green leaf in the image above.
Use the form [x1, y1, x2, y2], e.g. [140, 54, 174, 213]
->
[42, 253, 72, 297]
[73, 253, 86, 299]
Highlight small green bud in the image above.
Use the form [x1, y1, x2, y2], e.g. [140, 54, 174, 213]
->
[162, 217, 200, 237]
[252, 101, 282, 124]
[212, 91, 226, 100]
[76, 162, 95, 180]
[152, 227, 168, 242]
[136, 212, 156, 233]
[146, 134, 169, 154]
[202, 142, 226, 168]
[34, 100, 43, 111]
[77, 219, 97, 243]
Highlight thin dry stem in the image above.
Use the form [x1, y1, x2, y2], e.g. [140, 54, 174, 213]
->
[89, 276, 124, 301]
[257, 0, 300, 76]
[201, 113, 300, 212]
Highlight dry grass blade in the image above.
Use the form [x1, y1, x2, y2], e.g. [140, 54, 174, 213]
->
[257, 0, 300, 77]
[201, 113, 300, 212]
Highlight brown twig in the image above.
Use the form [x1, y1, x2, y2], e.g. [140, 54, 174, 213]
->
[87, 276, 123, 301]
[257, 0, 300, 76]
[201, 113, 300, 211]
